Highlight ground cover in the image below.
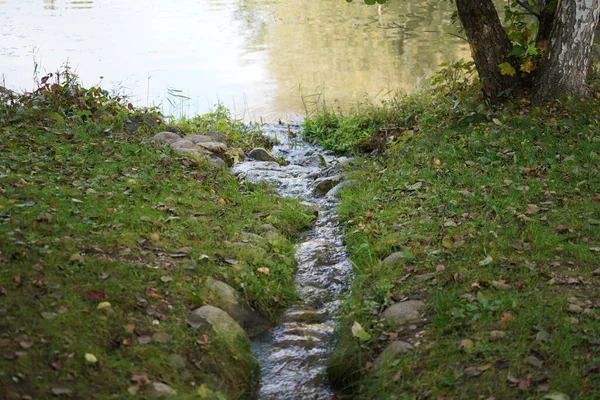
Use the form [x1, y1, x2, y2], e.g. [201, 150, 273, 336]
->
[304, 69, 600, 399]
[0, 72, 314, 399]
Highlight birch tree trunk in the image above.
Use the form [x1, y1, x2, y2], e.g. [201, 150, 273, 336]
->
[534, 0, 600, 101]
[455, 0, 521, 98]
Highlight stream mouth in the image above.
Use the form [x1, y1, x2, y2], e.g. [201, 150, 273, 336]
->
[232, 125, 352, 399]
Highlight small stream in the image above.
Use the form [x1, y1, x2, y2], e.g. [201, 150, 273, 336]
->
[232, 125, 353, 399]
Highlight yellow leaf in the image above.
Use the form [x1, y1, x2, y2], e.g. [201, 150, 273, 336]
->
[217, 198, 226, 205]
[257, 267, 270, 275]
[84, 353, 98, 363]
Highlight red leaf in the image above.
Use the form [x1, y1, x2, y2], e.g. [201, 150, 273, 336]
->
[127, 103, 134, 110]
[87, 290, 106, 301]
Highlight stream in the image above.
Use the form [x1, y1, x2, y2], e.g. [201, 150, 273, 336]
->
[232, 125, 352, 399]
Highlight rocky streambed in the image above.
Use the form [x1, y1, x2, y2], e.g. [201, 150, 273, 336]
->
[150, 125, 354, 399]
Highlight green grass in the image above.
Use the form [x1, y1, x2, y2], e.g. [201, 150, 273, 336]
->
[0, 73, 314, 399]
[304, 75, 600, 398]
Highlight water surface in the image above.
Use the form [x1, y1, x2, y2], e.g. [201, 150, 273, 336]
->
[1, 0, 469, 121]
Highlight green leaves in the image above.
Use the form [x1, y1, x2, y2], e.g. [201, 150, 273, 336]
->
[499, 62, 517, 77]
[346, 0, 387, 4]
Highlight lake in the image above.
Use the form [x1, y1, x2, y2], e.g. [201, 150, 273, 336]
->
[1, 0, 470, 121]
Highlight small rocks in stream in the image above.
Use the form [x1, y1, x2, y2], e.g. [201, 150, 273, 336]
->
[374, 341, 414, 366]
[247, 148, 279, 162]
[382, 300, 425, 325]
[144, 382, 177, 399]
[300, 154, 328, 167]
[188, 305, 248, 341]
[312, 174, 343, 194]
[151, 131, 182, 144]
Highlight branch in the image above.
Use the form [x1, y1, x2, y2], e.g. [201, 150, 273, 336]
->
[515, 0, 540, 18]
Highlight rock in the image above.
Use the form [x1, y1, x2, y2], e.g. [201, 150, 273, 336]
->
[279, 305, 324, 324]
[325, 181, 352, 198]
[206, 155, 227, 169]
[152, 131, 182, 145]
[172, 148, 201, 155]
[170, 140, 198, 149]
[188, 305, 248, 341]
[312, 175, 343, 194]
[374, 341, 414, 366]
[167, 354, 186, 368]
[184, 134, 212, 144]
[197, 141, 229, 154]
[382, 300, 425, 325]
[381, 251, 412, 267]
[527, 355, 544, 368]
[263, 230, 281, 241]
[568, 304, 583, 313]
[261, 224, 278, 233]
[144, 382, 176, 399]
[204, 131, 228, 143]
[125, 113, 160, 133]
[208, 280, 268, 337]
[247, 148, 278, 163]
[300, 154, 328, 168]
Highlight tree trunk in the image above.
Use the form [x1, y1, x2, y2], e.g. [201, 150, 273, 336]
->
[455, 0, 521, 98]
[534, 0, 600, 102]
[535, 0, 559, 54]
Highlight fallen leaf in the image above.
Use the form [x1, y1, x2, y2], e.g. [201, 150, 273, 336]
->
[543, 393, 570, 400]
[51, 388, 73, 396]
[41, 312, 57, 320]
[97, 302, 112, 310]
[479, 255, 493, 266]
[527, 355, 543, 368]
[526, 204, 540, 215]
[69, 253, 85, 264]
[351, 321, 371, 341]
[459, 338, 474, 352]
[160, 276, 173, 283]
[501, 312, 513, 323]
[510, 240, 523, 251]
[87, 290, 106, 301]
[257, 267, 270, 275]
[137, 336, 152, 345]
[145, 289, 162, 299]
[464, 366, 481, 377]
[217, 198, 226, 205]
[84, 353, 98, 363]
[492, 280, 510, 290]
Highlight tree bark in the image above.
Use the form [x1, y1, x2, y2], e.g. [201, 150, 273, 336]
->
[455, 0, 521, 98]
[534, 0, 600, 102]
[536, 0, 559, 54]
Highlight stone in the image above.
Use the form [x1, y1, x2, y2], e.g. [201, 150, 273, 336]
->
[188, 305, 248, 341]
[261, 224, 278, 233]
[374, 341, 414, 366]
[263, 230, 281, 241]
[184, 134, 212, 144]
[204, 131, 228, 143]
[568, 304, 583, 313]
[167, 354, 186, 368]
[172, 148, 201, 155]
[206, 155, 227, 169]
[382, 300, 425, 325]
[197, 141, 228, 154]
[247, 148, 278, 163]
[325, 181, 352, 198]
[312, 175, 343, 194]
[144, 382, 176, 399]
[300, 154, 328, 168]
[152, 131, 182, 145]
[170, 140, 198, 149]
[208, 280, 268, 337]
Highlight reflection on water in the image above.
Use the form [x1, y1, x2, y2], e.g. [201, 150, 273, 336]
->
[0, 0, 469, 121]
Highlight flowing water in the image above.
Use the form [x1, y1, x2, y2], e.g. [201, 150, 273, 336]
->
[233, 125, 352, 399]
[1, 0, 469, 121]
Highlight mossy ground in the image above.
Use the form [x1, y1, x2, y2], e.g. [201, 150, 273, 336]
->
[0, 74, 313, 399]
[304, 71, 600, 399]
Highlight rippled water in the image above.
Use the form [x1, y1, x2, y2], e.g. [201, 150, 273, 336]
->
[1, 0, 469, 121]
[233, 126, 352, 399]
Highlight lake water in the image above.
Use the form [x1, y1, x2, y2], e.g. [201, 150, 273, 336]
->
[0, 0, 470, 121]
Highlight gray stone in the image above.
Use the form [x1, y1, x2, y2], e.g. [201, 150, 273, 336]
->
[204, 131, 228, 143]
[144, 382, 177, 399]
[206, 155, 227, 169]
[197, 141, 229, 154]
[300, 154, 328, 168]
[184, 134, 212, 144]
[247, 148, 278, 163]
[382, 300, 425, 325]
[325, 181, 352, 198]
[170, 140, 198, 149]
[188, 305, 248, 341]
[167, 354, 186, 368]
[173, 148, 201, 155]
[312, 175, 343, 194]
[261, 224, 278, 233]
[152, 131, 182, 145]
[208, 280, 268, 337]
[374, 341, 414, 366]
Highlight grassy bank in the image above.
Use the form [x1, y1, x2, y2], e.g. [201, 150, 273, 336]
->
[0, 72, 313, 399]
[304, 69, 600, 398]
